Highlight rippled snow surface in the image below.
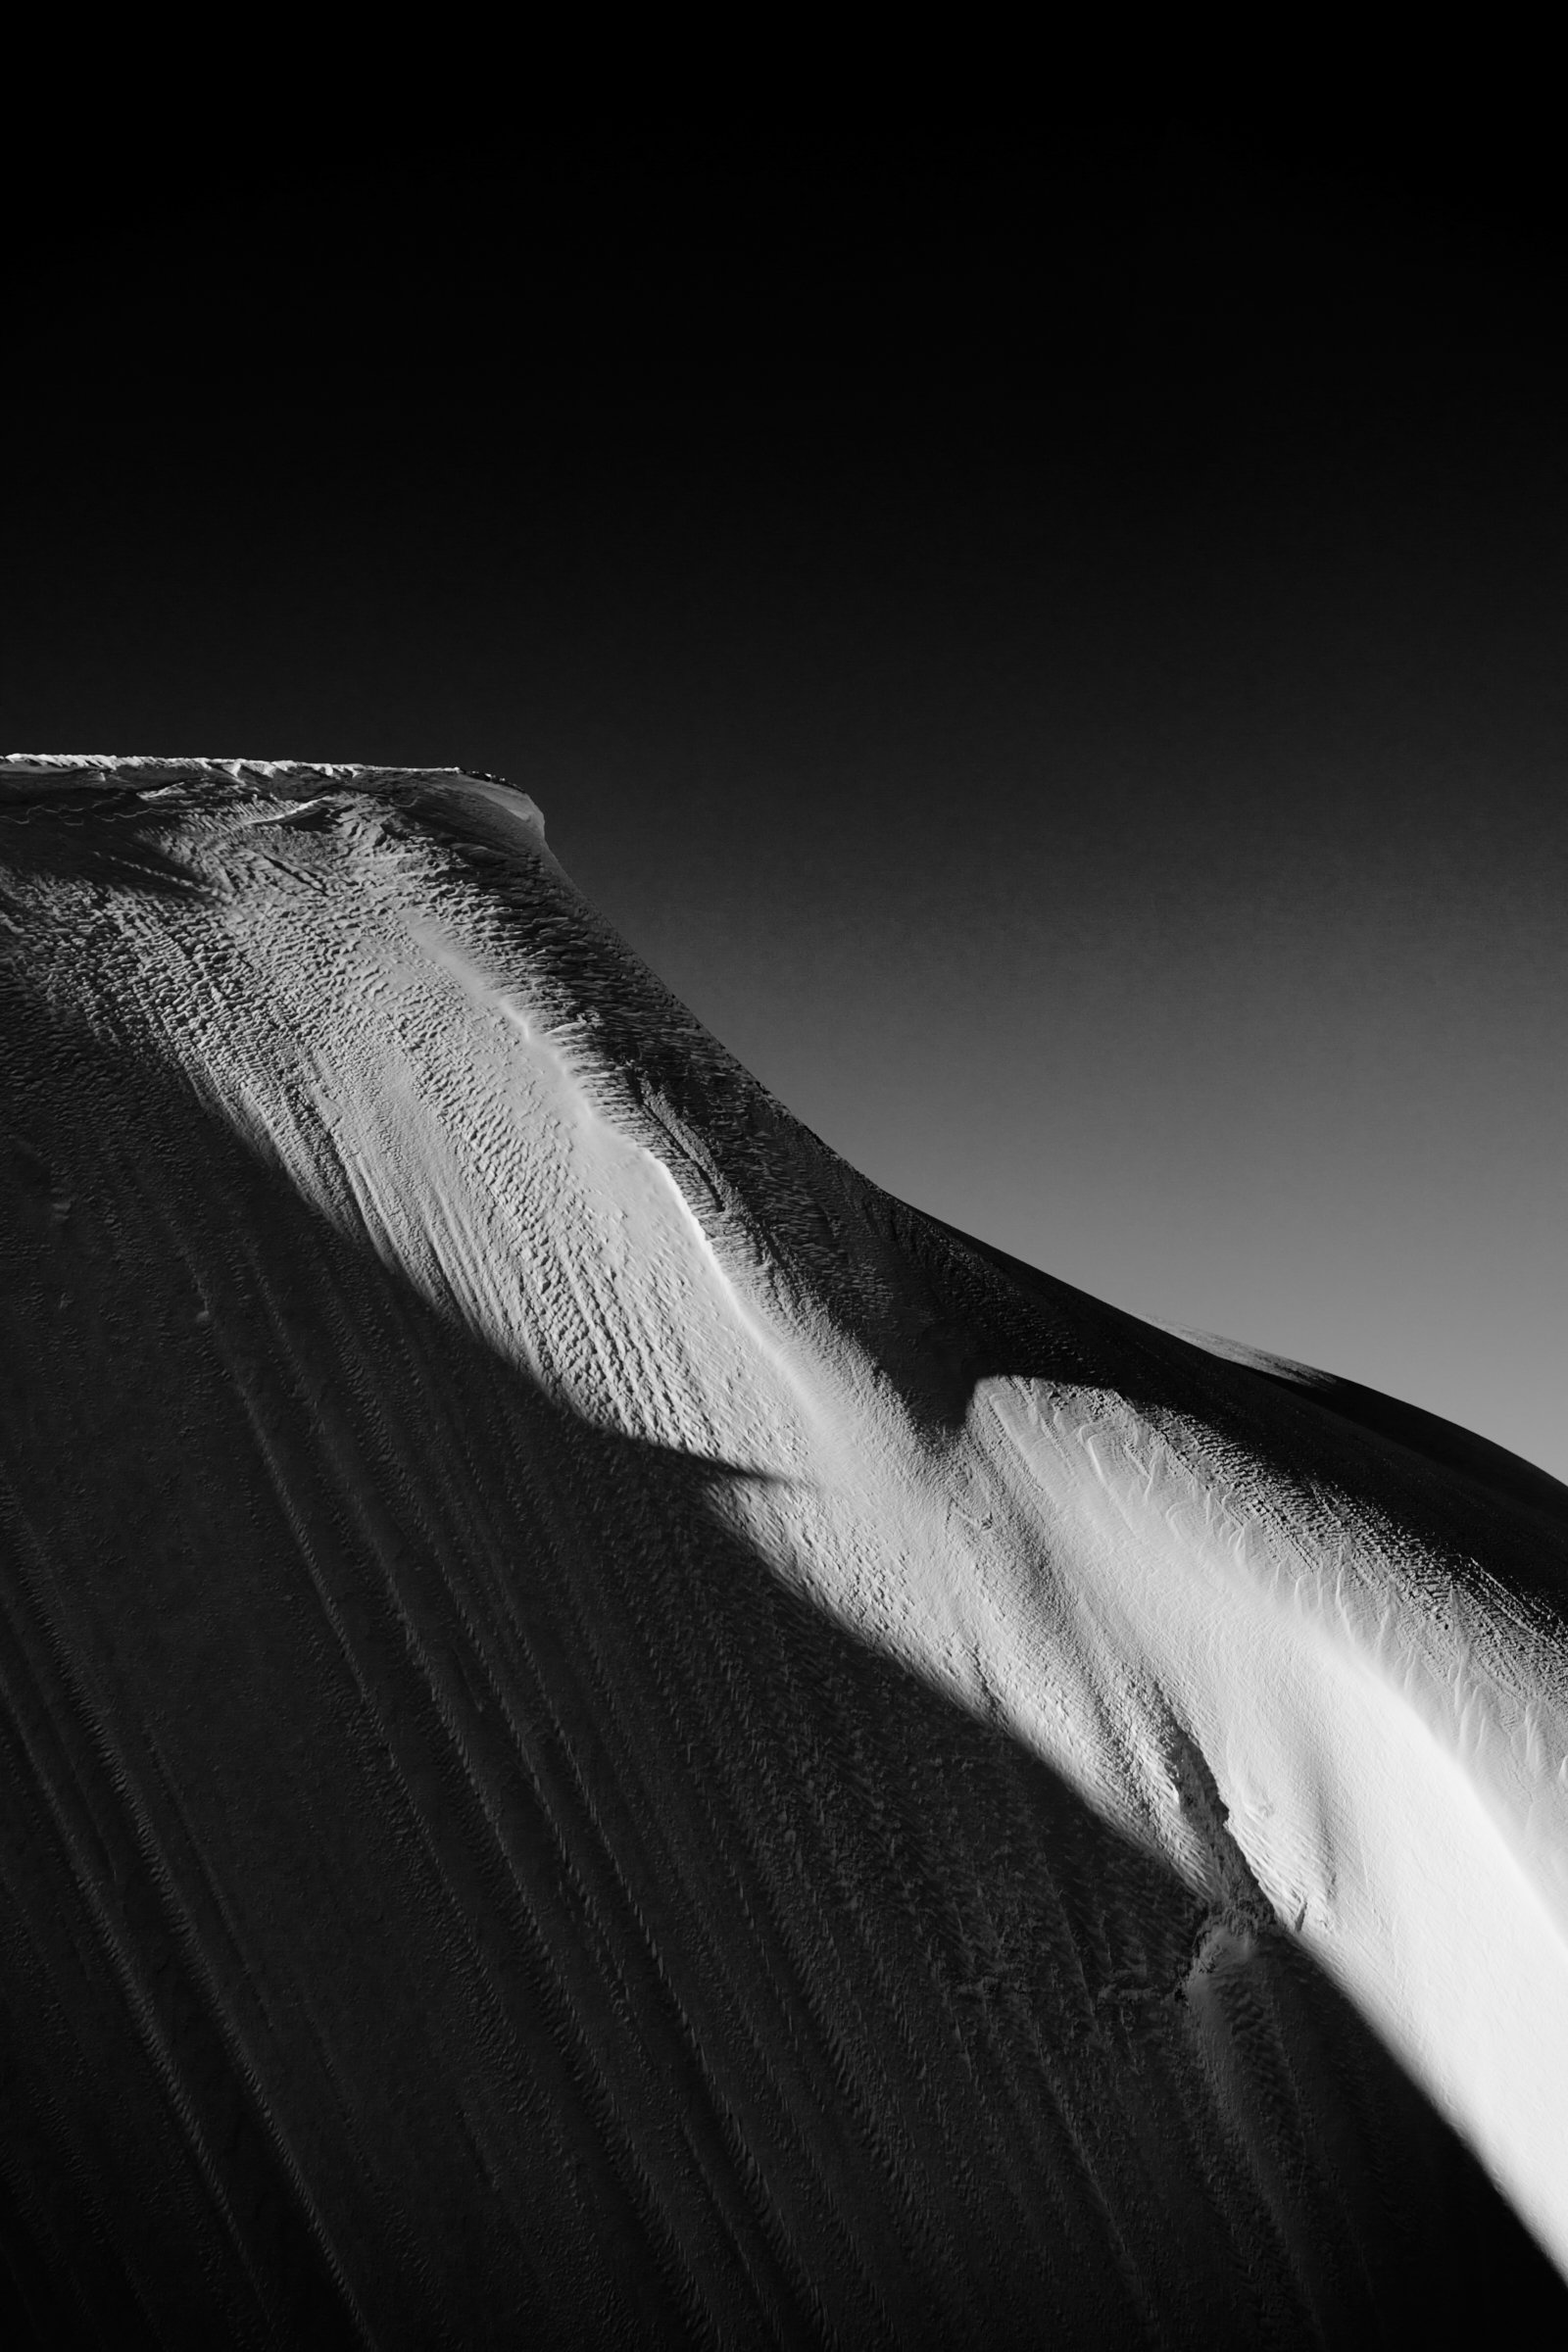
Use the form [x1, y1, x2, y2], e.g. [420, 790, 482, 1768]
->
[2, 755, 1566, 2345]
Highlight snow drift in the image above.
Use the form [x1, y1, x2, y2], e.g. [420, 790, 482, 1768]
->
[1, 754, 1565, 2347]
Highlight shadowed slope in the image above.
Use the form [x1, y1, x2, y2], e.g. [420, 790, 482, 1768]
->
[2, 757, 1566, 2345]
[1168, 1320, 1568, 1533]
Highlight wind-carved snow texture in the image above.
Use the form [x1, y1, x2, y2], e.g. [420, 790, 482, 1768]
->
[1, 757, 1566, 2347]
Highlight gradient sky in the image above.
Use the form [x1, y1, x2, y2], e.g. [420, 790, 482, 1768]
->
[6, 119, 1566, 1478]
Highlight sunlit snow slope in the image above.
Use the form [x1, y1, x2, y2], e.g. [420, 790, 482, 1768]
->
[2, 756, 1566, 2348]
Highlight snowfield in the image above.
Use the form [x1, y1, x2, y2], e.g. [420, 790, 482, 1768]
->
[2, 754, 1565, 2346]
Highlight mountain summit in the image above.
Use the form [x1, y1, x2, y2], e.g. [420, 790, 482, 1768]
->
[2, 756, 1565, 2345]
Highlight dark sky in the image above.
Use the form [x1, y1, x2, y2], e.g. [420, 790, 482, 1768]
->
[6, 116, 1566, 1478]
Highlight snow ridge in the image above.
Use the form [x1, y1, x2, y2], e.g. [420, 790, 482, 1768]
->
[2, 755, 1565, 2344]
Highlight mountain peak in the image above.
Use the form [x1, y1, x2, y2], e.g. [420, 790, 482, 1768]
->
[2, 754, 1565, 2340]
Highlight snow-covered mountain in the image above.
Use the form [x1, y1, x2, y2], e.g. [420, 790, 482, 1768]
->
[2, 755, 1565, 2346]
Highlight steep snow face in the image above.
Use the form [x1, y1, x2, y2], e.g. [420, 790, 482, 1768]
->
[2, 755, 1566, 2346]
